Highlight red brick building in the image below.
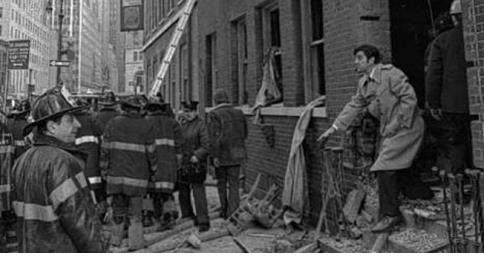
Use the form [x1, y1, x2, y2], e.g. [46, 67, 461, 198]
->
[143, 0, 482, 223]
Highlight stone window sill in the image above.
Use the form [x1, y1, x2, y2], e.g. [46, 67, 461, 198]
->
[205, 105, 327, 118]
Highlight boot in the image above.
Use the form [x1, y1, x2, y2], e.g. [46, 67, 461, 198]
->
[128, 216, 144, 251]
[110, 223, 124, 247]
[142, 210, 154, 227]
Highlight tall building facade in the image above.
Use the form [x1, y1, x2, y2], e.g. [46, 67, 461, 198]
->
[125, 30, 144, 94]
[51, 0, 103, 93]
[99, 0, 118, 91]
[109, 0, 125, 93]
[0, 0, 56, 96]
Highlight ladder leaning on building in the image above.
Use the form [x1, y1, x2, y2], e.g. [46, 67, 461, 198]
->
[148, 0, 196, 98]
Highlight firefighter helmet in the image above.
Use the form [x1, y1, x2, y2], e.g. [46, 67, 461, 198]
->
[23, 87, 86, 135]
[120, 95, 146, 110]
[450, 0, 462, 15]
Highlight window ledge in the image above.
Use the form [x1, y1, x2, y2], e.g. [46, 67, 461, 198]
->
[234, 105, 327, 118]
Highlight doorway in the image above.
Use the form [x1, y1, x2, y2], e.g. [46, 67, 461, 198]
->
[390, 0, 452, 109]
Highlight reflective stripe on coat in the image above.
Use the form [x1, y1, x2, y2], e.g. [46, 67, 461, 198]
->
[101, 113, 156, 196]
[10, 135, 105, 253]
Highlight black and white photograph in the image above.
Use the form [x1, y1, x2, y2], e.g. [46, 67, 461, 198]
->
[0, 0, 483, 254]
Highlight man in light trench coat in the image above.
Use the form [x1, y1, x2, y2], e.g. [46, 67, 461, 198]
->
[319, 45, 426, 233]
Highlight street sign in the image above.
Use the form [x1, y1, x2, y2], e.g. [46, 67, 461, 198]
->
[49, 60, 71, 67]
[8, 40, 30, 70]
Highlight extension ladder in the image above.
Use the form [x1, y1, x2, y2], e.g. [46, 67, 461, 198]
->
[149, 0, 196, 97]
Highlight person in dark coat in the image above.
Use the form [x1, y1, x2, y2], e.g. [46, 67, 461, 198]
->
[101, 96, 156, 250]
[5, 100, 30, 158]
[425, 0, 472, 175]
[178, 101, 210, 232]
[10, 88, 106, 252]
[144, 100, 183, 229]
[207, 89, 248, 219]
[96, 96, 119, 132]
[74, 102, 105, 219]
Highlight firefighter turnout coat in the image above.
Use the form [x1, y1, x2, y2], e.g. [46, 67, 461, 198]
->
[145, 111, 182, 193]
[0, 135, 14, 212]
[5, 113, 29, 158]
[75, 110, 103, 190]
[10, 135, 106, 252]
[101, 112, 157, 196]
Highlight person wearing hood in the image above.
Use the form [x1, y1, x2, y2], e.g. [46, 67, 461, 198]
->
[10, 88, 106, 252]
[178, 101, 210, 232]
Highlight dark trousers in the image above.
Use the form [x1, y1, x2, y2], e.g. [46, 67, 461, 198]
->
[152, 193, 178, 222]
[215, 165, 240, 218]
[428, 113, 473, 174]
[112, 194, 143, 224]
[178, 182, 209, 226]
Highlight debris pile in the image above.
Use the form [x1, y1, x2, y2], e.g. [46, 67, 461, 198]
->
[390, 229, 447, 253]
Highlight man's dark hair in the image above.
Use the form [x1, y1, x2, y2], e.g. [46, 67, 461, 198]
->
[353, 44, 381, 64]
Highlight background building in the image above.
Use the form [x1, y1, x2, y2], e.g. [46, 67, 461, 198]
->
[0, 0, 56, 96]
[109, 0, 125, 93]
[125, 30, 144, 94]
[50, 0, 108, 93]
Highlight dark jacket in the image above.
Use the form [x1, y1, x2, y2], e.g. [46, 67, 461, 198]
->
[425, 24, 469, 114]
[207, 104, 247, 166]
[145, 111, 182, 193]
[5, 113, 29, 158]
[0, 141, 14, 212]
[96, 105, 119, 132]
[101, 112, 156, 196]
[75, 111, 103, 190]
[10, 135, 106, 253]
[180, 116, 209, 183]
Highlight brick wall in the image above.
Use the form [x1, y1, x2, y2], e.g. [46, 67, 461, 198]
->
[196, 0, 392, 225]
[463, 0, 484, 169]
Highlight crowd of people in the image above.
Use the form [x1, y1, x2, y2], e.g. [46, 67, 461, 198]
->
[0, 88, 247, 252]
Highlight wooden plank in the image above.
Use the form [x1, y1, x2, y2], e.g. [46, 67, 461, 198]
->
[343, 189, 366, 223]
[294, 242, 318, 253]
[232, 237, 252, 253]
[370, 233, 389, 253]
[138, 227, 230, 253]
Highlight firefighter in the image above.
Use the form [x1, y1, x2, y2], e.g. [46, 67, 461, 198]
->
[178, 101, 210, 232]
[0, 127, 14, 252]
[5, 100, 30, 158]
[74, 100, 105, 220]
[96, 93, 119, 131]
[144, 100, 182, 230]
[101, 96, 156, 250]
[10, 88, 106, 252]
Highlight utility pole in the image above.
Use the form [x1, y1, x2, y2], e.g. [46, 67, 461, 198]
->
[56, 0, 65, 88]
